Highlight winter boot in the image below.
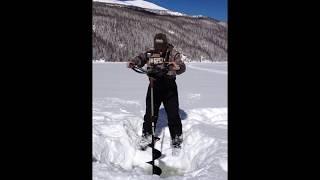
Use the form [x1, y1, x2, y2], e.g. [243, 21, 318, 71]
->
[138, 134, 161, 151]
[171, 135, 183, 156]
[138, 134, 152, 151]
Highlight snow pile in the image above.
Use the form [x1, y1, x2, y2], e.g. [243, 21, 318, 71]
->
[161, 10, 186, 16]
[93, 102, 227, 179]
[93, 59, 106, 63]
[93, 63, 227, 179]
[218, 21, 228, 27]
[168, 30, 175, 34]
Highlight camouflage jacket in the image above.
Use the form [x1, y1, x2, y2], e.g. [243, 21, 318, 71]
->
[131, 44, 186, 77]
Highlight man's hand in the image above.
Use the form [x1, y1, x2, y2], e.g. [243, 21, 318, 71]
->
[167, 62, 180, 70]
[127, 60, 136, 68]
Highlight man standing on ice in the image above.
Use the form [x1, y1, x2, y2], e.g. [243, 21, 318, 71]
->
[127, 33, 186, 150]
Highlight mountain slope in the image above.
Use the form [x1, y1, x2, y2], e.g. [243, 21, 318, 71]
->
[94, 0, 168, 10]
[93, 0, 187, 16]
[93, 1, 227, 62]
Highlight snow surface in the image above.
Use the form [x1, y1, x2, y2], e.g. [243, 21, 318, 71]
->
[93, 62, 227, 179]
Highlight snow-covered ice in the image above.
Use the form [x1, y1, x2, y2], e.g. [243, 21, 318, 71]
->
[93, 62, 228, 179]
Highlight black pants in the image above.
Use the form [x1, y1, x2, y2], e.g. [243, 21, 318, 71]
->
[142, 77, 182, 140]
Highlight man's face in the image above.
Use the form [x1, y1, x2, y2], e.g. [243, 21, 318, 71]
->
[154, 38, 167, 52]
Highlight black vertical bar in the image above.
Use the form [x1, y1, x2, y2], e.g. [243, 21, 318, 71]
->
[150, 78, 155, 174]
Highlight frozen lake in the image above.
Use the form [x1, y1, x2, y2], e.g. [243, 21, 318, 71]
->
[93, 62, 228, 180]
[93, 62, 227, 108]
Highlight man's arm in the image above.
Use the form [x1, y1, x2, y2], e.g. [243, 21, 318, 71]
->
[173, 52, 186, 75]
[128, 52, 148, 68]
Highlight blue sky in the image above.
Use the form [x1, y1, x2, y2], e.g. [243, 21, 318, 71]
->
[147, 0, 227, 21]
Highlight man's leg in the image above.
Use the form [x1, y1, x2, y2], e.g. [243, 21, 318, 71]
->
[142, 83, 162, 137]
[163, 81, 183, 141]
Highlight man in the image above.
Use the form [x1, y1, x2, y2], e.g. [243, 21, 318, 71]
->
[127, 33, 186, 150]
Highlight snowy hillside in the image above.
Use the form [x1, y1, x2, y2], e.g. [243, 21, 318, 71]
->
[93, 62, 228, 179]
[94, 0, 167, 10]
[93, 2, 227, 62]
[93, 0, 187, 16]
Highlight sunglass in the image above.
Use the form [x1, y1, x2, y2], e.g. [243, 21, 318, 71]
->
[155, 39, 164, 43]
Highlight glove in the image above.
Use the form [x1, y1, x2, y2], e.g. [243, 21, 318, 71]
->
[167, 62, 180, 70]
[127, 60, 136, 68]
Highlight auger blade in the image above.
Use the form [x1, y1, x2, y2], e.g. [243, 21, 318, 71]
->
[146, 161, 162, 175]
